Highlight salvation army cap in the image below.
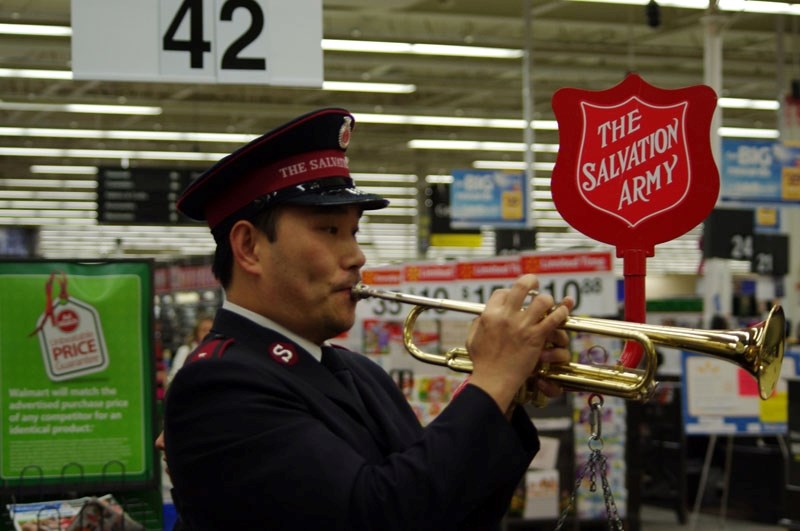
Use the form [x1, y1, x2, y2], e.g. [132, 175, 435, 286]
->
[177, 108, 389, 230]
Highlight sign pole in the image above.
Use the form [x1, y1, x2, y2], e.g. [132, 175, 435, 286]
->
[702, 1, 731, 329]
[618, 249, 648, 367]
[522, 0, 535, 228]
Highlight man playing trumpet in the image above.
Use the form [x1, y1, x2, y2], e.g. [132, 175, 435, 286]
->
[163, 108, 574, 530]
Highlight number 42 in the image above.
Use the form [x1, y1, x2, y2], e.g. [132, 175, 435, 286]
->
[163, 0, 267, 71]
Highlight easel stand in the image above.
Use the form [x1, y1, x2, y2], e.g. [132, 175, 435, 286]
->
[689, 434, 733, 530]
[691, 432, 789, 530]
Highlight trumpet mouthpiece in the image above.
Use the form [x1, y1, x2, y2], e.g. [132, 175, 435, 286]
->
[351, 282, 370, 301]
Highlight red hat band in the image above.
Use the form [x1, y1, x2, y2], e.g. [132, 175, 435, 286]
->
[205, 149, 351, 228]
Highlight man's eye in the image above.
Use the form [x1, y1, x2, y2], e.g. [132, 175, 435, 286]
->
[325, 226, 339, 235]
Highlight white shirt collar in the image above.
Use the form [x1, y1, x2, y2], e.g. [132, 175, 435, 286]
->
[221, 299, 324, 362]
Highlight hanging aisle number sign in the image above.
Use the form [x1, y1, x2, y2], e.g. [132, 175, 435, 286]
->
[71, 0, 323, 86]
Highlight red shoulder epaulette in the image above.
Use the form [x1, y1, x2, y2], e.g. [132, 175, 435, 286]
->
[186, 335, 235, 364]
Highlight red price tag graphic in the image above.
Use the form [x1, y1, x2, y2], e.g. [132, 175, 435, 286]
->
[30, 272, 109, 381]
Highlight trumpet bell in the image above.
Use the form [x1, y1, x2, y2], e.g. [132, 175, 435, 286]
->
[749, 305, 785, 400]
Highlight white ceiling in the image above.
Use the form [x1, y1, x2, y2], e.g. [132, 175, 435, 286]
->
[1, 0, 797, 275]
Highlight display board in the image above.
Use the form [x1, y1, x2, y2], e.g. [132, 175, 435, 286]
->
[720, 139, 800, 204]
[449, 170, 528, 229]
[97, 167, 200, 225]
[681, 347, 800, 435]
[0, 261, 156, 493]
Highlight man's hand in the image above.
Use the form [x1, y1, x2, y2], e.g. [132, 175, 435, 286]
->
[465, 274, 574, 413]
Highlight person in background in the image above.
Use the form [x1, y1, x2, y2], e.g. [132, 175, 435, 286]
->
[167, 316, 213, 384]
[162, 108, 574, 531]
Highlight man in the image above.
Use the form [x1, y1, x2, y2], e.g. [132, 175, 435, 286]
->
[163, 108, 574, 530]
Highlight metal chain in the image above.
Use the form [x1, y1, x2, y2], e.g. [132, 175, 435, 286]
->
[553, 394, 623, 531]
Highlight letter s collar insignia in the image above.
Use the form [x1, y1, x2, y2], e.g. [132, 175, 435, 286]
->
[268, 342, 299, 366]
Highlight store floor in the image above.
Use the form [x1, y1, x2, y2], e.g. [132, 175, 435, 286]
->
[641, 504, 786, 530]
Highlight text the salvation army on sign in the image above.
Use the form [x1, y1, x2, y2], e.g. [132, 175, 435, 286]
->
[551, 73, 719, 255]
[578, 99, 689, 226]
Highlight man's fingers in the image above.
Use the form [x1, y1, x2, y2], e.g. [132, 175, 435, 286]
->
[540, 346, 572, 364]
[536, 377, 564, 398]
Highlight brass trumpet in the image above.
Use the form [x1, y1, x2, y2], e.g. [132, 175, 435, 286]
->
[351, 283, 786, 402]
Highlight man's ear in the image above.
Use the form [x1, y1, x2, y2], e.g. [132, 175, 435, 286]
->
[229, 220, 263, 275]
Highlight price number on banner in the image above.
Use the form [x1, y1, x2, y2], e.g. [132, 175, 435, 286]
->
[367, 295, 404, 318]
[539, 277, 607, 313]
[461, 283, 508, 305]
[363, 286, 456, 318]
[407, 285, 457, 315]
[160, 0, 268, 81]
[460, 276, 612, 314]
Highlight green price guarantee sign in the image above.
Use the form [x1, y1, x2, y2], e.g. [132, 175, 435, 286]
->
[0, 261, 156, 491]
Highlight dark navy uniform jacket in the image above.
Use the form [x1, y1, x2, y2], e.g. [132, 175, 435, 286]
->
[164, 308, 541, 530]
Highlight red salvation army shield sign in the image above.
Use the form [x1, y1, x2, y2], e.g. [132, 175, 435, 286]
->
[577, 98, 689, 226]
[551, 74, 719, 253]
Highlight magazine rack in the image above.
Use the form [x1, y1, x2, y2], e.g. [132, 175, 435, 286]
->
[1, 460, 163, 530]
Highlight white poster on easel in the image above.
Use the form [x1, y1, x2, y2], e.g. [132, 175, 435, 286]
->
[681, 349, 800, 435]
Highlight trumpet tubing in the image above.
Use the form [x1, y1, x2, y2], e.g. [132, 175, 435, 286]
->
[352, 283, 785, 402]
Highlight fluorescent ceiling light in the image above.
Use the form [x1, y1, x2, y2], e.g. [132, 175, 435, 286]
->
[322, 39, 523, 59]
[351, 173, 418, 182]
[0, 217, 94, 225]
[425, 175, 455, 183]
[472, 161, 556, 170]
[356, 113, 522, 128]
[0, 68, 72, 80]
[0, 146, 226, 162]
[0, 179, 96, 189]
[0, 209, 94, 218]
[718, 127, 780, 139]
[0, 190, 95, 200]
[0, 200, 97, 210]
[356, 113, 559, 130]
[0, 101, 162, 115]
[322, 81, 416, 93]
[565, 0, 800, 15]
[0, 126, 254, 143]
[720, 98, 780, 111]
[0, 23, 71, 36]
[30, 165, 98, 175]
[408, 139, 560, 152]
[43, 226, 211, 236]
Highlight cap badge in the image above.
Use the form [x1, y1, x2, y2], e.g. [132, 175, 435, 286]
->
[339, 116, 353, 149]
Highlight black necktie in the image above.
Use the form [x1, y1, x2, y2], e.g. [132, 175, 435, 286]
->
[321, 346, 366, 411]
[321, 346, 390, 453]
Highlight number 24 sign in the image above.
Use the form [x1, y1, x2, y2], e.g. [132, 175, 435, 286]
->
[72, 0, 323, 86]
